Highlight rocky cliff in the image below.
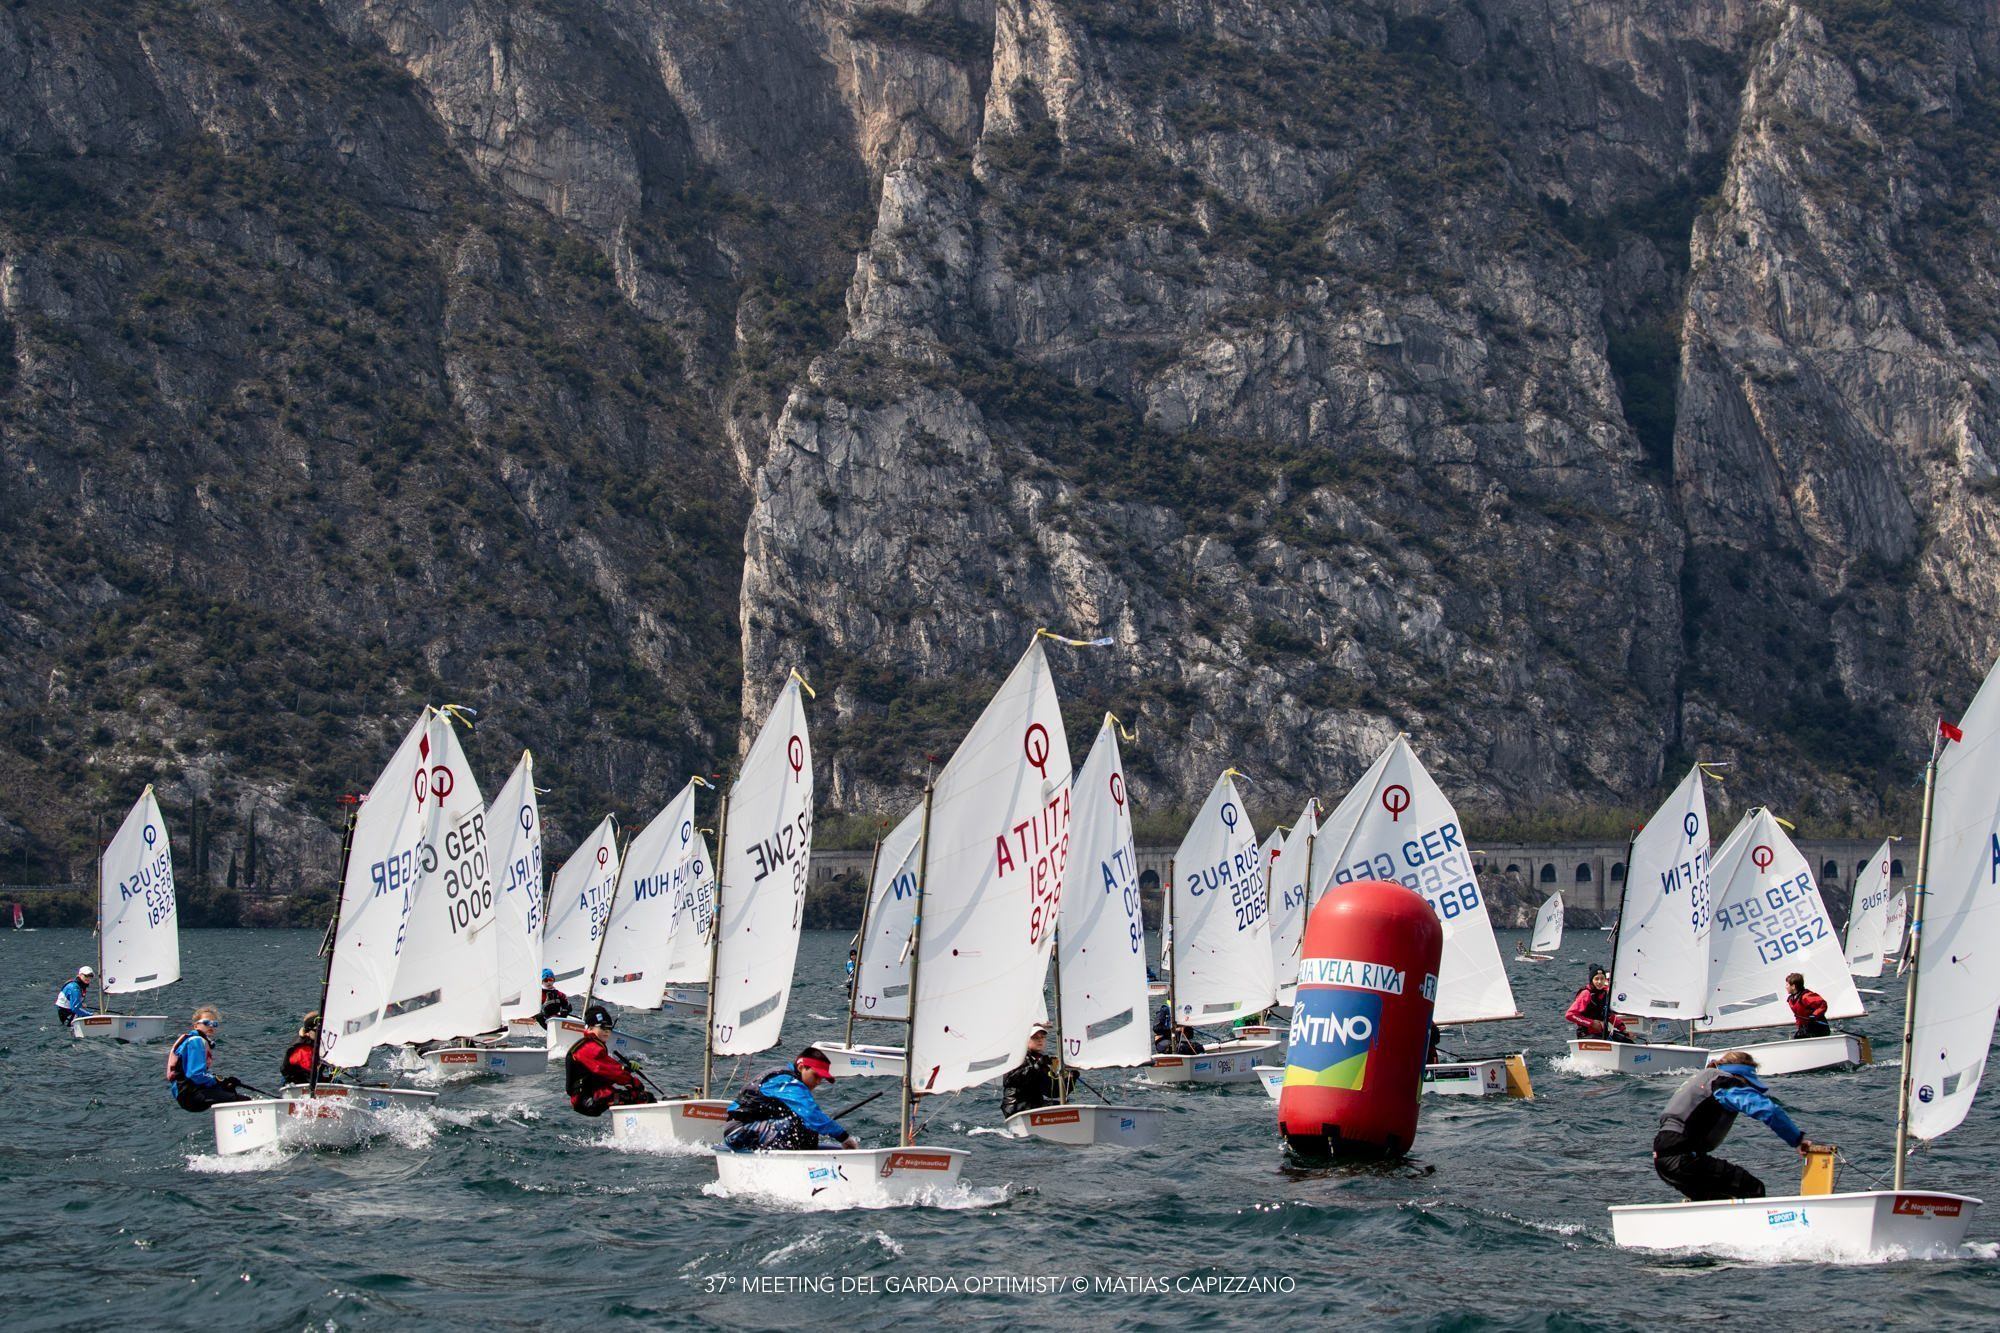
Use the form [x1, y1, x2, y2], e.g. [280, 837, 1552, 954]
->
[2, 0, 1995, 889]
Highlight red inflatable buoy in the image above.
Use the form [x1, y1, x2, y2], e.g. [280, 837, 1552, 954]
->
[1277, 878, 1442, 1161]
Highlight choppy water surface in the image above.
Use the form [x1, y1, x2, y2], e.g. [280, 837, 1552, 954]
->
[5, 928, 1998, 1329]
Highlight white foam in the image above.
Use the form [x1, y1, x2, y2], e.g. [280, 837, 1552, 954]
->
[187, 1145, 287, 1173]
[702, 1178, 1016, 1213]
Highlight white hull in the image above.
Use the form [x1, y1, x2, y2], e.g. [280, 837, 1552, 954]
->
[71, 1014, 172, 1042]
[1423, 1057, 1512, 1097]
[1611, 1189, 1981, 1261]
[1140, 1039, 1281, 1085]
[816, 1041, 907, 1079]
[544, 1017, 651, 1057]
[1707, 1034, 1871, 1077]
[661, 987, 706, 1012]
[1002, 1104, 1163, 1147]
[212, 1085, 439, 1156]
[712, 1146, 967, 1207]
[610, 1098, 731, 1148]
[417, 1044, 550, 1078]
[1566, 1039, 1711, 1075]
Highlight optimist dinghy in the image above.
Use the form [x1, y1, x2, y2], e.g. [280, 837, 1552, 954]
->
[617, 675, 814, 1149]
[76, 788, 179, 1042]
[1612, 668, 2000, 1260]
[214, 707, 500, 1156]
[713, 639, 1069, 1204]
[1143, 770, 1281, 1086]
[1003, 715, 1162, 1146]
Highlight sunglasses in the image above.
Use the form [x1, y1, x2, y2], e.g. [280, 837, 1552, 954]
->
[196, 1019, 219, 1028]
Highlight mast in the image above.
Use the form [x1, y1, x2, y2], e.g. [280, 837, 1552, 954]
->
[699, 790, 730, 1099]
[581, 822, 624, 1013]
[310, 794, 363, 1096]
[845, 833, 884, 1048]
[94, 812, 106, 1018]
[899, 783, 936, 1147]
[1893, 731, 1943, 1190]
[1050, 920, 1068, 1097]
[1164, 856, 1178, 1045]
[1603, 825, 1639, 1025]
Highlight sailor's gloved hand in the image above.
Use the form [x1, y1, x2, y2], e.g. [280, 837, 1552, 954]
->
[841, 1135, 860, 1149]
[222, 1076, 240, 1090]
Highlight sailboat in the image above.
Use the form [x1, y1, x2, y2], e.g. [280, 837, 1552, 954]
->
[654, 788, 718, 1016]
[418, 751, 550, 1076]
[73, 787, 179, 1042]
[1692, 809, 1870, 1075]
[1613, 664, 1998, 1259]
[1005, 714, 1161, 1145]
[613, 674, 812, 1149]
[213, 708, 498, 1155]
[713, 641, 1066, 1205]
[816, 805, 921, 1079]
[1844, 839, 1897, 983]
[1520, 891, 1563, 962]
[1304, 736, 1527, 1099]
[12, 903, 24, 930]
[1265, 802, 1318, 1011]
[539, 816, 649, 1057]
[1144, 769, 1281, 1085]
[1569, 765, 1718, 1075]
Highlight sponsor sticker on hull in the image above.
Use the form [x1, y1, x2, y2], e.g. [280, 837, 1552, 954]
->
[1029, 1109, 1082, 1127]
[685, 1102, 729, 1121]
[1893, 1195, 1965, 1218]
[883, 1151, 955, 1176]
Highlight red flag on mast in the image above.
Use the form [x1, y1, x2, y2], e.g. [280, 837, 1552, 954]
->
[1940, 717, 1964, 744]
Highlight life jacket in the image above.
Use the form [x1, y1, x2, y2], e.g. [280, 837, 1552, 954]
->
[1657, 1067, 1752, 1152]
[282, 1040, 318, 1084]
[727, 1067, 801, 1124]
[564, 1036, 615, 1099]
[166, 1031, 201, 1086]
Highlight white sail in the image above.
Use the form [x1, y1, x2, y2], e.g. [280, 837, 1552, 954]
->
[1321, 737, 1516, 1025]
[99, 786, 179, 995]
[909, 641, 1072, 1095]
[661, 824, 716, 986]
[1267, 803, 1317, 1005]
[1910, 658, 2000, 1141]
[1531, 891, 1564, 956]
[1699, 809, 1863, 1034]
[541, 816, 621, 994]
[1057, 717, 1151, 1070]
[1886, 885, 1909, 966]
[486, 753, 544, 1019]
[1308, 744, 1393, 910]
[1170, 771, 1273, 1026]
[596, 779, 709, 1009]
[853, 806, 923, 1021]
[710, 676, 814, 1057]
[371, 713, 503, 1050]
[324, 710, 502, 1065]
[1843, 839, 1896, 979]
[1608, 765, 1715, 1021]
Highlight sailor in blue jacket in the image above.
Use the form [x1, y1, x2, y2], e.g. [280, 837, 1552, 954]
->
[723, 1047, 860, 1152]
[165, 1007, 250, 1112]
[1652, 1050, 1814, 1200]
[54, 966, 95, 1024]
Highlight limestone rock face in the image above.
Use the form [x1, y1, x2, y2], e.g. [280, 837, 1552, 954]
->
[2, 0, 1996, 882]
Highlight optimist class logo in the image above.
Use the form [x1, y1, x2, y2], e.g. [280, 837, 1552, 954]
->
[413, 731, 454, 808]
[597, 846, 609, 867]
[1752, 845, 1774, 873]
[1220, 802, 1239, 833]
[1684, 812, 1701, 841]
[143, 824, 158, 847]
[1382, 785, 1411, 822]
[1024, 723, 1051, 778]
[1109, 772, 1125, 808]
[788, 735, 804, 780]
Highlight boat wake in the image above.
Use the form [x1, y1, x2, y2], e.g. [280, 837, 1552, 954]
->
[1632, 1236, 2000, 1267]
[186, 1145, 287, 1173]
[701, 1178, 1017, 1213]
[1549, 1053, 1615, 1077]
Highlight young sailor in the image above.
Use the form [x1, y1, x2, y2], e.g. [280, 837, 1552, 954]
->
[1785, 973, 1831, 1039]
[54, 966, 95, 1024]
[537, 969, 573, 1029]
[1564, 967, 1633, 1042]
[722, 1047, 860, 1151]
[1651, 1051, 1814, 1200]
[166, 1007, 249, 1112]
[564, 1006, 653, 1116]
[1001, 1024, 1071, 1117]
[280, 1013, 336, 1086]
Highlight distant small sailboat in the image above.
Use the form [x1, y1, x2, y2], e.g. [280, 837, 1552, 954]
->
[1843, 840, 1897, 980]
[73, 787, 179, 1043]
[1518, 891, 1563, 962]
[538, 816, 649, 1059]
[11, 903, 23, 930]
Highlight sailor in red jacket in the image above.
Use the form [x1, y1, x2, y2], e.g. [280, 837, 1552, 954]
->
[1785, 973, 1831, 1039]
[1565, 967, 1633, 1042]
[565, 1005, 655, 1116]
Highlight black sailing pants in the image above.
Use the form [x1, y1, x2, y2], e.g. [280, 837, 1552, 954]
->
[1652, 1130, 1765, 1201]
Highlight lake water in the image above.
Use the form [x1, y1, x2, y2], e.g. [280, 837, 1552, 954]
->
[5, 927, 1997, 1329]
